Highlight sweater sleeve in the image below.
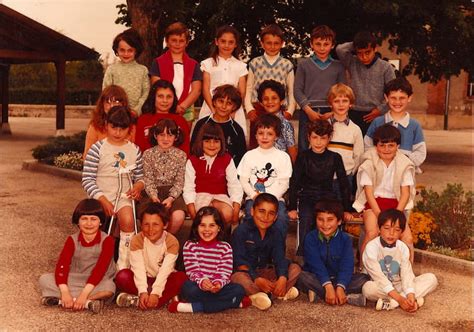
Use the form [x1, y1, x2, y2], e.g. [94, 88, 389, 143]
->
[102, 66, 113, 89]
[244, 68, 255, 113]
[288, 153, 303, 210]
[210, 243, 233, 287]
[129, 235, 149, 294]
[169, 151, 186, 199]
[136, 69, 150, 116]
[273, 232, 290, 279]
[55, 236, 75, 286]
[399, 242, 416, 295]
[231, 227, 256, 279]
[226, 159, 243, 204]
[362, 239, 395, 294]
[335, 42, 354, 69]
[285, 69, 296, 114]
[406, 124, 426, 167]
[271, 152, 292, 199]
[334, 154, 351, 210]
[183, 160, 197, 204]
[143, 150, 158, 199]
[336, 235, 355, 289]
[294, 60, 309, 109]
[352, 126, 364, 174]
[303, 233, 331, 287]
[183, 241, 206, 286]
[82, 141, 104, 199]
[151, 235, 179, 296]
[132, 146, 145, 183]
[86, 235, 115, 286]
[236, 153, 258, 198]
[83, 125, 99, 159]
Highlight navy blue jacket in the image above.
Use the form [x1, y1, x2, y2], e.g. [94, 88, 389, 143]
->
[303, 229, 354, 289]
[232, 219, 289, 280]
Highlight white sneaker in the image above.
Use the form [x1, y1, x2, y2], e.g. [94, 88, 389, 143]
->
[87, 300, 104, 314]
[416, 297, 424, 308]
[249, 292, 272, 310]
[116, 292, 139, 308]
[283, 287, 299, 300]
[376, 298, 397, 311]
[347, 293, 366, 307]
[308, 289, 318, 303]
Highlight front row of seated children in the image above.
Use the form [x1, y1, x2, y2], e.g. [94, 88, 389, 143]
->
[39, 194, 437, 314]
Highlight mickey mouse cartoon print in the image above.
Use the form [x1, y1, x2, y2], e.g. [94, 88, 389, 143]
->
[250, 163, 276, 193]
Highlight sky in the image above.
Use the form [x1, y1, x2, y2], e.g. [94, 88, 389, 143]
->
[2, 0, 125, 61]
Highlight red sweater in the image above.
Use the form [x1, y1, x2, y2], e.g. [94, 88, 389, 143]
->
[189, 154, 232, 195]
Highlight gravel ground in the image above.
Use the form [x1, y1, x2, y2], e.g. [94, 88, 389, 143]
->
[0, 118, 472, 331]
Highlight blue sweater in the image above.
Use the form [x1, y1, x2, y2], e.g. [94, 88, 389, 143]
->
[303, 229, 354, 289]
[232, 219, 289, 280]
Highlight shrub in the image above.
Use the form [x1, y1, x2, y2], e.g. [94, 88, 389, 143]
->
[32, 131, 86, 164]
[54, 152, 83, 171]
[414, 183, 473, 249]
[408, 212, 436, 249]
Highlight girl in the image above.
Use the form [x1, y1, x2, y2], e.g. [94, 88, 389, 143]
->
[83, 85, 134, 159]
[103, 28, 150, 115]
[135, 80, 191, 154]
[168, 207, 249, 313]
[198, 25, 248, 137]
[39, 199, 116, 314]
[143, 118, 187, 234]
[82, 106, 145, 271]
[183, 122, 243, 225]
[114, 202, 187, 310]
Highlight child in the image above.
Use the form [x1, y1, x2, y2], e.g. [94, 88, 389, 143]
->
[245, 24, 296, 126]
[231, 193, 301, 310]
[135, 79, 191, 154]
[288, 120, 351, 256]
[149, 22, 202, 128]
[184, 122, 243, 225]
[336, 30, 396, 135]
[114, 202, 187, 310]
[191, 84, 247, 166]
[83, 85, 133, 159]
[198, 25, 248, 137]
[39, 199, 116, 314]
[169, 206, 250, 313]
[326, 83, 364, 193]
[365, 77, 426, 173]
[252, 79, 297, 163]
[353, 124, 416, 263]
[143, 118, 187, 234]
[103, 28, 150, 115]
[82, 106, 144, 271]
[296, 199, 369, 306]
[362, 209, 438, 311]
[294, 25, 346, 151]
[237, 114, 292, 238]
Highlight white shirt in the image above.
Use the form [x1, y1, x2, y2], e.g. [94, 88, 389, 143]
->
[360, 160, 414, 198]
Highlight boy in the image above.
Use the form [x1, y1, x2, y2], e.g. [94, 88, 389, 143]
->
[336, 30, 396, 136]
[297, 199, 370, 306]
[191, 84, 247, 166]
[149, 22, 202, 127]
[365, 77, 426, 173]
[288, 120, 351, 256]
[245, 24, 296, 123]
[326, 83, 364, 195]
[251, 79, 297, 163]
[294, 25, 346, 151]
[114, 202, 187, 309]
[362, 209, 438, 311]
[237, 114, 292, 238]
[353, 124, 416, 263]
[231, 193, 301, 310]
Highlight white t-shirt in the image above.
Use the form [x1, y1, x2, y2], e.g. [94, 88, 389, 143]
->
[360, 160, 414, 198]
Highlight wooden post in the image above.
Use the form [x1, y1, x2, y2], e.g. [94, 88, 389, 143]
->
[55, 58, 66, 135]
[0, 63, 12, 135]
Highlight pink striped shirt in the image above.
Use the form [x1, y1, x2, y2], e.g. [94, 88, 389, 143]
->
[183, 239, 233, 289]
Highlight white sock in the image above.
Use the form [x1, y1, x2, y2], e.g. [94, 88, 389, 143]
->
[177, 302, 193, 313]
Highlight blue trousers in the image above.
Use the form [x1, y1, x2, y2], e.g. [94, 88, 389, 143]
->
[298, 106, 331, 151]
[297, 271, 370, 298]
[180, 280, 245, 313]
[244, 199, 289, 238]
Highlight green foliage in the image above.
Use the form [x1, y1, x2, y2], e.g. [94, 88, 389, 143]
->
[32, 131, 86, 165]
[414, 183, 473, 249]
[427, 245, 473, 261]
[115, 3, 131, 26]
[54, 152, 84, 171]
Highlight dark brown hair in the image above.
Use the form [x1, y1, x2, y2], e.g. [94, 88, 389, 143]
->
[255, 113, 281, 137]
[373, 124, 401, 145]
[112, 28, 144, 58]
[306, 119, 333, 138]
[91, 85, 129, 132]
[260, 24, 285, 41]
[212, 84, 242, 110]
[378, 208, 406, 231]
[149, 118, 184, 147]
[188, 206, 225, 242]
[191, 122, 226, 157]
[310, 25, 336, 44]
[72, 199, 106, 225]
[314, 198, 344, 222]
[210, 25, 241, 64]
[165, 22, 190, 41]
[139, 202, 170, 226]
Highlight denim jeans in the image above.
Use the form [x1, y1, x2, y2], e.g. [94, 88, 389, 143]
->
[180, 280, 245, 313]
[297, 271, 370, 298]
[244, 199, 289, 238]
[298, 106, 331, 151]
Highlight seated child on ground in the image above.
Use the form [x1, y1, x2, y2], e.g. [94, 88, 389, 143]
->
[353, 124, 416, 263]
[231, 193, 301, 310]
[114, 202, 187, 310]
[184, 122, 243, 227]
[296, 198, 369, 306]
[39, 199, 116, 314]
[143, 118, 187, 234]
[237, 114, 292, 238]
[288, 120, 351, 256]
[362, 209, 438, 311]
[169, 206, 250, 313]
[82, 106, 144, 271]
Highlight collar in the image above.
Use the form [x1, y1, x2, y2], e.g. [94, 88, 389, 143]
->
[200, 154, 217, 173]
[311, 54, 333, 69]
[263, 53, 280, 65]
[385, 112, 410, 128]
[78, 231, 101, 246]
[380, 237, 396, 248]
[318, 229, 339, 242]
[217, 55, 237, 63]
[329, 115, 350, 126]
[365, 54, 379, 68]
[198, 239, 219, 247]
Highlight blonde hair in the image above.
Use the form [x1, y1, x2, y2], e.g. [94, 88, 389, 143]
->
[327, 83, 355, 104]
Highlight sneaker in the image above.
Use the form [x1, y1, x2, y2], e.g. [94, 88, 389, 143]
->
[375, 298, 396, 311]
[41, 297, 60, 306]
[280, 287, 299, 301]
[249, 292, 272, 310]
[347, 293, 366, 307]
[240, 296, 251, 308]
[416, 297, 424, 308]
[87, 300, 104, 314]
[308, 290, 318, 303]
[168, 300, 179, 313]
[116, 292, 139, 308]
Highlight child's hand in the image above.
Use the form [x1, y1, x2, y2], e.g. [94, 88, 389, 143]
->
[363, 108, 381, 123]
[320, 112, 333, 121]
[60, 291, 74, 309]
[200, 279, 214, 292]
[210, 281, 222, 293]
[272, 276, 287, 297]
[283, 111, 292, 120]
[176, 104, 186, 115]
[255, 277, 275, 294]
[73, 293, 88, 310]
[98, 196, 115, 216]
[161, 197, 174, 209]
[335, 287, 347, 305]
[304, 106, 321, 122]
[139, 293, 149, 310]
[247, 110, 258, 122]
[398, 297, 417, 312]
[151, 197, 161, 203]
[127, 182, 143, 201]
[343, 212, 354, 223]
[288, 210, 298, 220]
[146, 294, 160, 309]
[405, 293, 418, 312]
[324, 284, 337, 305]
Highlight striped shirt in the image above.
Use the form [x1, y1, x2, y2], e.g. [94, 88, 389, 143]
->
[183, 240, 233, 288]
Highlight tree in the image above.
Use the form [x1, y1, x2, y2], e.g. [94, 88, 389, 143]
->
[117, 0, 474, 83]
